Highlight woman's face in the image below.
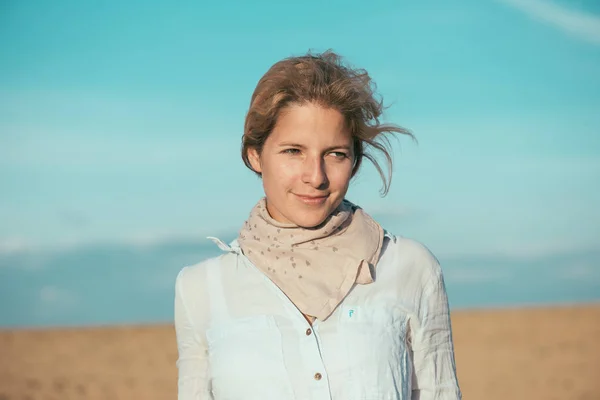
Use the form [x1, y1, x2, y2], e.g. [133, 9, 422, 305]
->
[248, 103, 354, 228]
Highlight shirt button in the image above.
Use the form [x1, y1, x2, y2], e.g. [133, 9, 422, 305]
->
[305, 328, 312, 336]
[314, 372, 322, 381]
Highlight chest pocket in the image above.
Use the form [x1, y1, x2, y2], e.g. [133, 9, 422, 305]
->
[337, 304, 411, 399]
[338, 304, 406, 360]
[205, 315, 294, 400]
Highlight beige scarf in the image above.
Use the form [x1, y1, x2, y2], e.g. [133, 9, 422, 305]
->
[237, 198, 384, 321]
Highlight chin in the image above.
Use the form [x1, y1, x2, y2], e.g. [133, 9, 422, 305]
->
[291, 210, 331, 229]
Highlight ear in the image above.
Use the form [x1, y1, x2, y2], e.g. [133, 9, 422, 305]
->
[247, 147, 263, 174]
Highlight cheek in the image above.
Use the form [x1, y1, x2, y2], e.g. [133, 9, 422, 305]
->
[327, 164, 353, 189]
[262, 159, 299, 190]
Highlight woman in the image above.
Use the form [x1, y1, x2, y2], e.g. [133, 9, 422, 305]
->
[174, 50, 461, 400]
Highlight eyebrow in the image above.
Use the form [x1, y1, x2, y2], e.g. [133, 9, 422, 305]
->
[278, 142, 352, 152]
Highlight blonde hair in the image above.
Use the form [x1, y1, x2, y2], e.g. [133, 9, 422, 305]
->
[242, 50, 414, 195]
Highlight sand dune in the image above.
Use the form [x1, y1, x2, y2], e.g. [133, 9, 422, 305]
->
[1, 304, 599, 399]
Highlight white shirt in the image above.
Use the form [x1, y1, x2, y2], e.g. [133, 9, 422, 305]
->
[174, 233, 462, 400]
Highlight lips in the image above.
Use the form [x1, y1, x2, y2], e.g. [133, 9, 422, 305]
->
[294, 194, 329, 205]
[296, 194, 328, 199]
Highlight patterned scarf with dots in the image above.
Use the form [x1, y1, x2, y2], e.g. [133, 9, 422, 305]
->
[237, 197, 384, 321]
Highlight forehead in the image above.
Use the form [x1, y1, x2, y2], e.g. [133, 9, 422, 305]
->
[269, 103, 351, 144]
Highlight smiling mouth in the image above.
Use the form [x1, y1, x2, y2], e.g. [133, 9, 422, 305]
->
[294, 194, 329, 204]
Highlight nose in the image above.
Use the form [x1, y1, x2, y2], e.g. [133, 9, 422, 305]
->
[301, 155, 329, 189]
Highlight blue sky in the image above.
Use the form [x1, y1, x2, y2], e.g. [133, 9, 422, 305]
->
[1, 0, 599, 327]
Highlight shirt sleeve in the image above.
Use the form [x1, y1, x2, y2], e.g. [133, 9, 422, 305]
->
[174, 267, 212, 400]
[410, 266, 462, 400]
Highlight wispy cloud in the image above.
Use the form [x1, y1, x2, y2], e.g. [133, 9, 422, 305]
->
[0, 228, 237, 258]
[500, 0, 600, 45]
[0, 237, 29, 255]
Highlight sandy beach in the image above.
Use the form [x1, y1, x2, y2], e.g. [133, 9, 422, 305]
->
[1, 304, 599, 400]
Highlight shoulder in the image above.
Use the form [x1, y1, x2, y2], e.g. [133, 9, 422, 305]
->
[175, 254, 226, 294]
[175, 250, 243, 291]
[379, 233, 443, 287]
[383, 234, 441, 267]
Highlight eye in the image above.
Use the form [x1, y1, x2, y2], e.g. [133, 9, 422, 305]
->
[329, 151, 348, 159]
[282, 148, 301, 155]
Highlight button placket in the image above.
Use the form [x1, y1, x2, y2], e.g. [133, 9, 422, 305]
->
[305, 322, 330, 400]
[238, 253, 331, 396]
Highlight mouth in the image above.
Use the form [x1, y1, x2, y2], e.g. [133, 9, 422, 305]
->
[294, 193, 329, 205]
